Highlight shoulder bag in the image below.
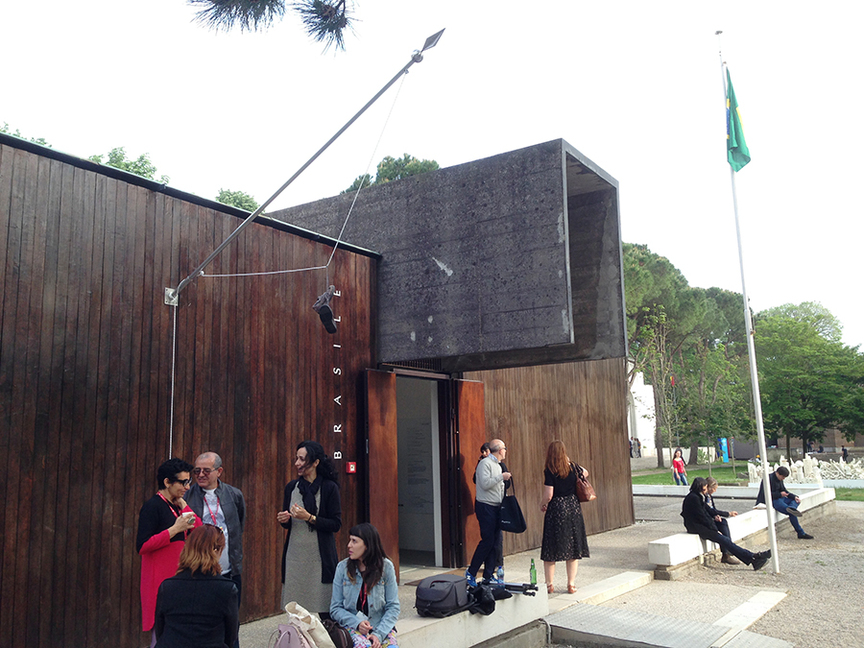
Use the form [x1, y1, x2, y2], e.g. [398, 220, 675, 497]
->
[499, 478, 527, 533]
[575, 463, 596, 502]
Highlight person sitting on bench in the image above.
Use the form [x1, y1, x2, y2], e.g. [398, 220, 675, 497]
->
[755, 466, 814, 540]
[681, 477, 770, 571]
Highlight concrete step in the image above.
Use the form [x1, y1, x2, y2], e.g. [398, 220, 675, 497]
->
[547, 603, 792, 648]
[548, 570, 653, 612]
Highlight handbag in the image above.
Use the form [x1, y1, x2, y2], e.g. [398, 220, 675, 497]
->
[283, 601, 336, 648]
[268, 624, 313, 648]
[322, 618, 352, 648]
[499, 479, 527, 533]
[575, 463, 596, 502]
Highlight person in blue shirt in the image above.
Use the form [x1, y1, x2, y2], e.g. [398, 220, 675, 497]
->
[330, 523, 400, 648]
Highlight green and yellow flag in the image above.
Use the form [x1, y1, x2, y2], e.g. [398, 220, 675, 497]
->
[726, 69, 750, 171]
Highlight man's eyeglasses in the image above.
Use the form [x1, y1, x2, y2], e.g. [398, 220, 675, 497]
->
[193, 468, 216, 475]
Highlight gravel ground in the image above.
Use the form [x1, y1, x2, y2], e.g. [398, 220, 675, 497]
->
[675, 500, 864, 648]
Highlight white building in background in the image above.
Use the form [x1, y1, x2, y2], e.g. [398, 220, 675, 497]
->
[627, 371, 657, 457]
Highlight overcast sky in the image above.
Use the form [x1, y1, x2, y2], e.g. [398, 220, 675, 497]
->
[3, 1, 862, 348]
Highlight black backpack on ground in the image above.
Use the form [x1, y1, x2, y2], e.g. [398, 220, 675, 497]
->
[415, 574, 473, 618]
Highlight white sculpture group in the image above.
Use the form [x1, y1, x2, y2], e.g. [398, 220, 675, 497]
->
[747, 454, 864, 486]
[747, 454, 864, 485]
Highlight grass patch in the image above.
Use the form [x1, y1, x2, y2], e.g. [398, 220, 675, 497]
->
[833, 488, 864, 502]
[631, 465, 745, 486]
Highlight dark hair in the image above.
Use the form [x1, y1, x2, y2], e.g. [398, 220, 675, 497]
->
[157, 458, 194, 490]
[347, 522, 387, 589]
[776, 466, 790, 477]
[673, 448, 683, 458]
[480, 442, 490, 453]
[178, 524, 225, 576]
[689, 477, 708, 494]
[297, 440, 338, 482]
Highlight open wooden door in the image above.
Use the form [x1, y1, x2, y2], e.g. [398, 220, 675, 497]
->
[364, 369, 400, 579]
[454, 379, 486, 566]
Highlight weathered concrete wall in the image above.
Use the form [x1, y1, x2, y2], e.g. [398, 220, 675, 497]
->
[270, 139, 626, 371]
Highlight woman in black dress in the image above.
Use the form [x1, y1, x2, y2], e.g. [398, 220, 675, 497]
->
[540, 440, 589, 594]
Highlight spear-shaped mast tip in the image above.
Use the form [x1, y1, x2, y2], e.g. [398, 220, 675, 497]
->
[423, 29, 445, 52]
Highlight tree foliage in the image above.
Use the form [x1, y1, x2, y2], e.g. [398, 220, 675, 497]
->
[189, 0, 355, 50]
[1, 122, 51, 147]
[623, 244, 752, 466]
[343, 154, 440, 193]
[624, 247, 864, 466]
[755, 302, 864, 453]
[88, 147, 170, 184]
[216, 188, 259, 212]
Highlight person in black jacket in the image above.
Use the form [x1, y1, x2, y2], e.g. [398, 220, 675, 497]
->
[681, 478, 770, 571]
[705, 477, 741, 565]
[277, 440, 342, 616]
[154, 524, 239, 648]
[755, 466, 813, 540]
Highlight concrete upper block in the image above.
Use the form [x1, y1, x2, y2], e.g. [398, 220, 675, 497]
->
[269, 139, 626, 371]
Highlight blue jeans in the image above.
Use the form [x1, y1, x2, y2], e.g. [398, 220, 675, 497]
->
[674, 472, 688, 486]
[773, 496, 805, 536]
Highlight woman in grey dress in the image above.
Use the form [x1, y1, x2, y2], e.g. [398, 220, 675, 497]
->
[276, 441, 342, 616]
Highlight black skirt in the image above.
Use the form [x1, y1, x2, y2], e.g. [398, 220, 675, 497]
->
[540, 494, 590, 562]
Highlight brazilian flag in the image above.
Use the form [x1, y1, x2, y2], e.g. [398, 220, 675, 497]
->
[726, 69, 750, 171]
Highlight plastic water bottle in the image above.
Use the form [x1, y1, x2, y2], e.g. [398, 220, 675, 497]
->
[529, 559, 537, 586]
[496, 565, 505, 588]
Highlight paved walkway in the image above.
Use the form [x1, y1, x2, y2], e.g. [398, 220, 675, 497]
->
[240, 487, 862, 647]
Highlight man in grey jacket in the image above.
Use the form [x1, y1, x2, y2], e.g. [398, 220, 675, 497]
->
[465, 439, 512, 586]
[187, 452, 246, 646]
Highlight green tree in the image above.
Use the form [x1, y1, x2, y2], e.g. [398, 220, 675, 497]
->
[88, 147, 170, 184]
[189, 0, 354, 50]
[343, 154, 440, 193]
[623, 244, 705, 466]
[672, 288, 753, 466]
[216, 189, 259, 212]
[1, 122, 51, 147]
[623, 244, 754, 467]
[755, 302, 864, 455]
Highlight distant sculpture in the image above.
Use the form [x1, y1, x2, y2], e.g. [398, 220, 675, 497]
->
[748, 455, 824, 486]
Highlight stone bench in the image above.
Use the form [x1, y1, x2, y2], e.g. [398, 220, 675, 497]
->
[648, 488, 836, 579]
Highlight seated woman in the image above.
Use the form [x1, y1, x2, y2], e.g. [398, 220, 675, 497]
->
[681, 477, 770, 571]
[330, 523, 400, 648]
[705, 477, 740, 565]
[154, 525, 239, 648]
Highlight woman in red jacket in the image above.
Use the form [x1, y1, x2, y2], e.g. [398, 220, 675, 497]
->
[136, 458, 201, 647]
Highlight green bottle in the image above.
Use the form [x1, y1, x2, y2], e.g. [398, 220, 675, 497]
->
[529, 558, 537, 586]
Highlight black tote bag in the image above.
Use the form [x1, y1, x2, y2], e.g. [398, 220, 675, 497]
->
[499, 479, 527, 533]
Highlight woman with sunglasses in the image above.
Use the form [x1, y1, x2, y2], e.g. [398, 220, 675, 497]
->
[154, 524, 239, 648]
[136, 458, 202, 647]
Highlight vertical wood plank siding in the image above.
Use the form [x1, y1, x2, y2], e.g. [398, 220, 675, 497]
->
[465, 357, 634, 554]
[0, 143, 376, 647]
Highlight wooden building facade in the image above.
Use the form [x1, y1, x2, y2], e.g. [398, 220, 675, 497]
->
[1, 135, 633, 648]
[0, 135, 379, 648]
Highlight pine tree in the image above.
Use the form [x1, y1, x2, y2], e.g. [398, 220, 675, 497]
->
[188, 0, 354, 50]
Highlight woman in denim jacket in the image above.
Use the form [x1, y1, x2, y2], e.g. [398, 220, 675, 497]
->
[330, 523, 400, 648]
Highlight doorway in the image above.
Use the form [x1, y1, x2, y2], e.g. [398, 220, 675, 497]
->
[364, 370, 485, 576]
[396, 376, 443, 566]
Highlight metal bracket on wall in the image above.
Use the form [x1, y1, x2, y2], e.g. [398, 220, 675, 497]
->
[164, 287, 178, 306]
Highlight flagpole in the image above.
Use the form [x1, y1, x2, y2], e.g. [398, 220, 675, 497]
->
[717, 33, 780, 573]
